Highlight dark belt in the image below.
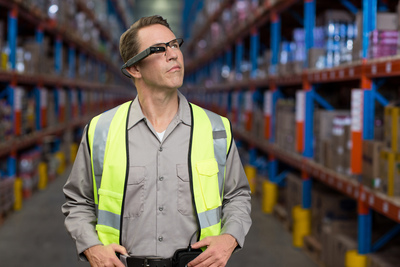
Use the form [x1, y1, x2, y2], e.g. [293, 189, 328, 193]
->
[126, 257, 172, 267]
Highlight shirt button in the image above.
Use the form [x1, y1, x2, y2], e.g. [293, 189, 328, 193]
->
[159, 207, 164, 211]
[159, 146, 163, 152]
[158, 236, 163, 242]
[159, 176, 164, 181]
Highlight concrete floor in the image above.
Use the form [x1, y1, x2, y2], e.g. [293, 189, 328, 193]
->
[0, 169, 317, 267]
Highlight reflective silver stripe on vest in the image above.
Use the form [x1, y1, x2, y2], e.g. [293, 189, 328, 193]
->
[92, 106, 120, 208]
[203, 109, 227, 198]
[198, 206, 221, 228]
[98, 209, 121, 230]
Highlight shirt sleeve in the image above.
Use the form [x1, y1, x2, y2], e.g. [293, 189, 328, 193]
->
[61, 126, 103, 260]
[220, 139, 252, 249]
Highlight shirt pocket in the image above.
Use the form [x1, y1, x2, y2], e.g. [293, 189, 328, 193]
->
[125, 166, 146, 217]
[177, 163, 193, 216]
[196, 159, 221, 210]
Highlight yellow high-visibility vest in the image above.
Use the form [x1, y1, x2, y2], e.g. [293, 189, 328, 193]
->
[87, 100, 232, 245]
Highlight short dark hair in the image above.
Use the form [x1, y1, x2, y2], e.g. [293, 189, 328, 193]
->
[119, 15, 171, 63]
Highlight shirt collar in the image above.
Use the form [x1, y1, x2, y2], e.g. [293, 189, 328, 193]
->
[127, 90, 192, 130]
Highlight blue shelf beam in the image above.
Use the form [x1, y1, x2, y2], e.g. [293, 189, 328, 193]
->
[362, 0, 377, 59]
[304, 0, 315, 68]
[313, 91, 334, 111]
[250, 28, 259, 79]
[302, 179, 312, 209]
[303, 90, 314, 158]
[372, 224, 400, 252]
[235, 40, 244, 80]
[359, 212, 372, 254]
[55, 37, 63, 75]
[34, 88, 41, 130]
[270, 13, 281, 75]
[68, 46, 76, 79]
[288, 9, 304, 27]
[340, 0, 359, 14]
[8, 8, 18, 70]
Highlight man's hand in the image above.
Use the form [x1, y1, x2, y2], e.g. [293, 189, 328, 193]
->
[84, 244, 128, 267]
[187, 234, 238, 267]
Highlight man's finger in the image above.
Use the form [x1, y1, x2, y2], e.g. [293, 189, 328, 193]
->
[112, 256, 126, 267]
[111, 243, 129, 256]
[191, 238, 209, 249]
[187, 249, 212, 267]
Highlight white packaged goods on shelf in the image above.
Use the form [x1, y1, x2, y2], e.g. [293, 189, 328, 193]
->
[264, 91, 272, 116]
[295, 91, 305, 123]
[351, 89, 363, 132]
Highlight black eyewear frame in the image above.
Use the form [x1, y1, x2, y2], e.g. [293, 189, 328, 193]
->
[121, 38, 184, 78]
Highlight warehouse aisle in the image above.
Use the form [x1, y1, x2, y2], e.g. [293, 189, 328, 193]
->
[0, 169, 317, 267]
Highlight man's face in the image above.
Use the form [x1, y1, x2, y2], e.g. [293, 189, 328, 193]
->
[133, 24, 184, 91]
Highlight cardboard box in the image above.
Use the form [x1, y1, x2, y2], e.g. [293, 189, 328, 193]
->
[377, 13, 398, 31]
[318, 10, 353, 25]
[333, 233, 357, 267]
[321, 224, 334, 267]
[308, 48, 326, 69]
[362, 140, 384, 188]
[311, 186, 357, 242]
[321, 220, 358, 267]
[369, 246, 400, 267]
[286, 173, 302, 226]
[314, 110, 350, 165]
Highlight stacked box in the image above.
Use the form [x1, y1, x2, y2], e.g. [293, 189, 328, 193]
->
[47, 90, 57, 128]
[312, 185, 357, 242]
[333, 231, 358, 267]
[0, 99, 12, 141]
[23, 41, 41, 74]
[308, 48, 326, 69]
[275, 100, 295, 153]
[362, 140, 384, 189]
[285, 173, 302, 227]
[252, 106, 264, 140]
[314, 109, 350, 165]
[18, 149, 41, 199]
[0, 178, 14, 215]
[328, 115, 352, 175]
[321, 220, 358, 267]
[368, 247, 400, 267]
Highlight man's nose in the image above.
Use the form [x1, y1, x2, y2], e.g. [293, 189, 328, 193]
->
[165, 46, 178, 60]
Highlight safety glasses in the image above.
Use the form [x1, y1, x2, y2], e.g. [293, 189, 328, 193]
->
[121, 38, 184, 78]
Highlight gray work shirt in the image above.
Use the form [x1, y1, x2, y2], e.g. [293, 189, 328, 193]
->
[62, 91, 252, 260]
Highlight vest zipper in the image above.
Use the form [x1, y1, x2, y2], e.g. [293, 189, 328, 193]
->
[188, 103, 201, 241]
[119, 101, 133, 245]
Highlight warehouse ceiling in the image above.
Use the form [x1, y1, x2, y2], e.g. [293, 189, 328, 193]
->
[132, 0, 183, 38]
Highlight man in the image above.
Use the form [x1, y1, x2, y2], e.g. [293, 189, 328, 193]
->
[62, 15, 251, 267]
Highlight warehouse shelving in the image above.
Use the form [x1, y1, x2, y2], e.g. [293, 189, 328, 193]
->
[234, 127, 400, 225]
[0, 0, 134, 218]
[184, 0, 400, 263]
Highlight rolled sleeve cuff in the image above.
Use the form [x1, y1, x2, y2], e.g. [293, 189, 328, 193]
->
[220, 221, 246, 249]
[75, 233, 103, 261]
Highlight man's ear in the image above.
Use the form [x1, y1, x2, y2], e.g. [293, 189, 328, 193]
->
[125, 65, 141, 79]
